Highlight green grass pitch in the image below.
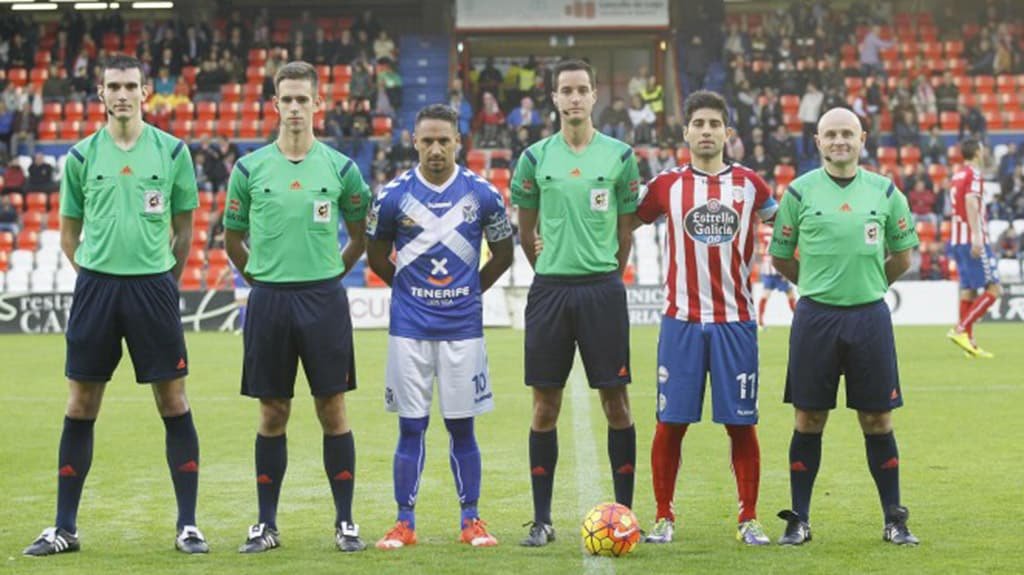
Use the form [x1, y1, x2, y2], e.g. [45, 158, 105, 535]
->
[1, 324, 1021, 574]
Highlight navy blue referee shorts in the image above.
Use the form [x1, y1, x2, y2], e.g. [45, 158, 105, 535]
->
[241, 276, 357, 399]
[524, 271, 631, 388]
[65, 268, 188, 384]
[784, 297, 903, 412]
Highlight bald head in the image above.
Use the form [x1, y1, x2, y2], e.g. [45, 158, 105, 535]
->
[815, 107, 865, 174]
[817, 107, 862, 136]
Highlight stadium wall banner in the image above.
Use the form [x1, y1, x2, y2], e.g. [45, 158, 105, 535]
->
[455, 0, 670, 30]
[620, 281, 1006, 326]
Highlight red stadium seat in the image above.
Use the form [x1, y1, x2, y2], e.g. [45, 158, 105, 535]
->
[0, 251, 8, 273]
[34, 51, 52, 67]
[42, 102, 62, 122]
[239, 101, 262, 121]
[899, 42, 918, 59]
[187, 249, 206, 268]
[899, 146, 921, 165]
[974, 76, 996, 94]
[180, 266, 202, 290]
[939, 111, 960, 131]
[774, 165, 796, 186]
[489, 168, 511, 191]
[316, 65, 330, 84]
[221, 83, 242, 103]
[7, 68, 27, 87]
[216, 119, 237, 138]
[26, 193, 48, 212]
[843, 77, 863, 94]
[173, 102, 195, 120]
[46, 208, 60, 230]
[216, 192, 227, 212]
[241, 84, 263, 102]
[7, 193, 23, 212]
[238, 120, 261, 139]
[205, 264, 230, 290]
[466, 149, 487, 173]
[927, 164, 948, 185]
[947, 145, 963, 165]
[170, 120, 193, 139]
[262, 100, 277, 119]
[193, 120, 216, 139]
[332, 65, 352, 83]
[780, 95, 800, 112]
[983, 109, 1004, 129]
[208, 249, 229, 267]
[944, 40, 964, 57]
[198, 191, 214, 212]
[245, 66, 266, 84]
[58, 121, 81, 140]
[220, 102, 242, 119]
[917, 112, 937, 130]
[877, 146, 898, 164]
[921, 41, 942, 60]
[86, 102, 105, 122]
[372, 116, 392, 136]
[37, 121, 58, 140]
[191, 229, 208, 248]
[181, 66, 198, 86]
[1005, 110, 1024, 130]
[248, 48, 267, 66]
[17, 230, 39, 251]
[64, 101, 84, 120]
[21, 211, 43, 232]
[261, 119, 277, 138]
[196, 102, 218, 121]
[0, 231, 13, 251]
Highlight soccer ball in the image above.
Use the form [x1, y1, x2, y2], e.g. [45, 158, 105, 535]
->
[580, 502, 640, 557]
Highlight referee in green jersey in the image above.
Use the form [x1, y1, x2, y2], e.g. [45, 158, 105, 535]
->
[770, 108, 920, 546]
[24, 55, 207, 556]
[224, 62, 370, 553]
[511, 59, 642, 547]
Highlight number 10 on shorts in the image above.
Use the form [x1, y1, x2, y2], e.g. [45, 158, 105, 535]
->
[736, 372, 758, 400]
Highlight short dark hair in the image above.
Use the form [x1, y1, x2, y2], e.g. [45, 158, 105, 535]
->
[553, 59, 595, 89]
[960, 137, 981, 161]
[101, 53, 146, 85]
[415, 103, 459, 130]
[274, 60, 319, 92]
[683, 90, 729, 125]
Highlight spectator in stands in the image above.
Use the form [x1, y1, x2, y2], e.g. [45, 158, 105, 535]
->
[373, 30, 396, 62]
[908, 179, 938, 227]
[628, 66, 648, 100]
[449, 88, 473, 142]
[0, 194, 19, 235]
[858, 24, 893, 76]
[969, 37, 996, 75]
[685, 35, 709, 91]
[627, 94, 656, 145]
[756, 87, 783, 133]
[903, 163, 933, 192]
[723, 21, 749, 59]
[921, 125, 946, 165]
[6, 32, 31, 69]
[193, 56, 226, 102]
[192, 150, 212, 192]
[349, 57, 375, 103]
[919, 241, 950, 280]
[912, 75, 937, 116]
[889, 77, 915, 117]
[2, 158, 25, 196]
[777, 59, 802, 96]
[935, 72, 959, 114]
[153, 66, 176, 96]
[998, 143, 1019, 196]
[528, 74, 552, 119]
[371, 147, 393, 180]
[994, 25, 1015, 75]
[798, 82, 823, 157]
[40, 64, 70, 102]
[477, 58, 503, 106]
[959, 104, 987, 141]
[766, 124, 797, 166]
[9, 101, 36, 158]
[335, 28, 358, 66]
[648, 143, 676, 175]
[389, 129, 417, 172]
[510, 126, 531, 166]
[474, 91, 505, 148]
[377, 59, 403, 112]
[997, 225, 1023, 276]
[894, 110, 921, 149]
[354, 8, 382, 40]
[311, 28, 332, 66]
[0, 103, 13, 159]
[663, 115, 685, 147]
[508, 96, 541, 139]
[642, 75, 665, 123]
[27, 153, 55, 193]
[182, 25, 208, 67]
[725, 130, 746, 162]
[206, 147, 229, 193]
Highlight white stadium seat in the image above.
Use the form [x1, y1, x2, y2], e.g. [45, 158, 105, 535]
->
[35, 249, 61, 271]
[6, 269, 30, 292]
[998, 258, 1022, 283]
[10, 249, 34, 270]
[56, 268, 78, 292]
[30, 269, 56, 292]
[39, 230, 62, 250]
[0, 270, 5, 291]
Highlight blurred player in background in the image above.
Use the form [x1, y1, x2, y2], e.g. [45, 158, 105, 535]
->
[635, 90, 776, 546]
[367, 104, 513, 550]
[24, 54, 207, 556]
[946, 137, 1000, 358]
[756, 222, 796, 330]
[511, 59, 641, 547]
[770, 107, 919, 546]
[224, 61, 370, 554]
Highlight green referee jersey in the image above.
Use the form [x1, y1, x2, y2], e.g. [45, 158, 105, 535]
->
[223, 140, 370, 283]
[60, 123, 198, 275]
[769, 167, 919, 306]
[510, 131, 640, 275]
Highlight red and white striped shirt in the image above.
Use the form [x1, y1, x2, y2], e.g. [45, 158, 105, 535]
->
[637, 163, 777, 323]
[757, 224, 777, 277]
[949, 165, 986, 246]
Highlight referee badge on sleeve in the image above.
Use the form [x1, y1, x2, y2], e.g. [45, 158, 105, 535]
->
[144, 190, 166, 214]
[313, 200, 331, 223]
[864, 221, 879, 245]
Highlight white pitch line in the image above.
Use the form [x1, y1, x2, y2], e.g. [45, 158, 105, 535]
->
[570, 363, 615, 575]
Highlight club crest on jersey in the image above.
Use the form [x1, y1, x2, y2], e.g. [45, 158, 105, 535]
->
[591, 188, 609, 212]
[864, 221, 879, 244]
[731, 184, 745, 203]
[463, 197, 479, 224]
[684, 198, 739, 245]
[143, 190, 165, 214]
[313, 200, 331, 223]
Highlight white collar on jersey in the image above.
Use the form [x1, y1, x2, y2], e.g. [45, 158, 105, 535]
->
[414, 164, 460, 193]
[687, 163, 734, 178]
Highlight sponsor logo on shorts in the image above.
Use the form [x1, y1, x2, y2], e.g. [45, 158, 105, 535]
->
[658, 393, 667, 413]
[474, 392, 493, 404]
[737, 409, 756, 416]
[684, 199, 739, 245]
[385, 387, 395, 406]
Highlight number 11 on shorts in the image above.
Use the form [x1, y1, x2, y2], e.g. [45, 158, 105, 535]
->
[736, 372, 757, 400]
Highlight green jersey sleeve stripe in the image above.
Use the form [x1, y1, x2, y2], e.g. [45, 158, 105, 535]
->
[339, 159, 354, 178]
[620, 148, 633, 162]
[885, 182, 895, 198]
[69, 148, 84, 163]
[524, 149, 537, 165]
[236, 162, 250, 178]
[170, 140, 186, 160]
[786, 186, 802, 201]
